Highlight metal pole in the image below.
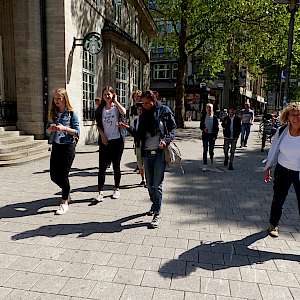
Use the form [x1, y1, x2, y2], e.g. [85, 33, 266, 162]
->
[283, 3, 298, 105]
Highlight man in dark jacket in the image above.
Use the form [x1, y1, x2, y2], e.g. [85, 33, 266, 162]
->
[221, 105, 241, 170]
[200, 103, 219, 171]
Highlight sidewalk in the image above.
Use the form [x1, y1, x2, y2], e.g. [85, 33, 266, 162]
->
[0, 122, 299, 300]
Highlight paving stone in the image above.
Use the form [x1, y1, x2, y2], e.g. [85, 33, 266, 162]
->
[213, 266, 241, 280]
[143, 236, 166, 247]
[68, 249, 112, 265]
[85, 265, 118, 282]
[185, 292, 216, 300]
[150, 246, 175, 259]
[166, 237, 188, 249]
[289, 287, 300, 300]
[113, 268, 144, 285]
[89, 281, 125, 300]
[107, 253, 136, 268]
[186, 262, 214, 278]
[7, 256, 42, 272]
[229, 280, 262, 299]
[102, 242, 129, 254]
[200, 277, 230, 297]
[171, 275, 200, 292]
[153, 288, 184, 300]
[239, 267, 270, 284]
[259, 283, 293, 300]
[0, 287, 12, 298]
[160, 259, 187, 276]
[30, 274, 69, 294]
[141, 270, 172, 289]
[267, 270, 299, 287]
[120, 285, 154, 300]
[59, 278, 96, 298]
[126, 244, 152, 256]
[0, 268, 16, 285]
[3, 271, 42, 290]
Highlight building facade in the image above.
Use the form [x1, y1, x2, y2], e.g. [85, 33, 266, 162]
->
[0, 0, 156, 143]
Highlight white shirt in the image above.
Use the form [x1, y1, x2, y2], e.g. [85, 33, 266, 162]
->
[278, 130, 300, 171]
[102, 106, 120, 141]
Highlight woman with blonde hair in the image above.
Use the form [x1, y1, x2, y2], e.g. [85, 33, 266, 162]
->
[47, 88, 80, 215]
[264, 102, 300, 237]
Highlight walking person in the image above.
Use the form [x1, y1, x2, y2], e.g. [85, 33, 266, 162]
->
[264, 103, 300, 237]
[133, 104, 146, 187]
[222, 105, 241, 170]
[95, 86, 126, 202]
[47, 88, 80, 215]
[240, 102, 254, 147]
[119, 90, 176, 228]
[200, 103, 219, 171]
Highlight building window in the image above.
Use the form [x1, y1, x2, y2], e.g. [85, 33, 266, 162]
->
[114, 0, 122, 24]
[116, 56, 128, 107]
[82, 50, 96, 121]
[153, 64, 171, 79]
[132, 62, 139, 90]
[172, 63, 178, 79]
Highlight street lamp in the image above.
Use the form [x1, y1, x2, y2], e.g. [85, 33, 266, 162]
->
[274, 0, 300, 106]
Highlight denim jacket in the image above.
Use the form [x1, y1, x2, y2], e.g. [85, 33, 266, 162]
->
[48, 110, 80, 144]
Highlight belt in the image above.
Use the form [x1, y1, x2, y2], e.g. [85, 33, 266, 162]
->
[144, 149, 161, 156]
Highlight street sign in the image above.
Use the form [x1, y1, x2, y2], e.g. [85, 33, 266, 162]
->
[83, 32, 103, 55]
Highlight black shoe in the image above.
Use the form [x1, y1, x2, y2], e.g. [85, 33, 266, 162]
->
[146, 210, 154, 216]
[224, 158, 228, 166]
[139, 180, 146, 186]
[210, 158, 214, 165]
[228, 163, 234, 170]
[149, 214, 160, 229]
[134, 165, 139, 172]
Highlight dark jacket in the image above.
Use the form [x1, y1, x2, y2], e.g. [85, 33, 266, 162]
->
[221, 115, 241, 139]
[200, 113, 219, 139]
[127, 103, 176, 154]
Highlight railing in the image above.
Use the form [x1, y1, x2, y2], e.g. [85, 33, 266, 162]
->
[0, 101, 17, 126]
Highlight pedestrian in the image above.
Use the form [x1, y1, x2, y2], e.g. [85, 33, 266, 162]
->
[130, 90, 142, 125]
[95, 86, 126, 202]
[240, 102, 254, 147]
[47, 88, 80, 215]
[264, 103, 300, 238]
[119, 90, 176, 228]
[221, 105, 241, 170]
[133, 103, 146, 187]
[95, 97, 101, 109]
[200, 103, 219, 171]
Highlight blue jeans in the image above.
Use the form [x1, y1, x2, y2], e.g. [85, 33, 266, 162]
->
[143, 150, 166, 214]
[241, 123, 251, 146]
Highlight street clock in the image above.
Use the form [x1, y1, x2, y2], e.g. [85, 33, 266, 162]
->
[83, 32, 103, 55]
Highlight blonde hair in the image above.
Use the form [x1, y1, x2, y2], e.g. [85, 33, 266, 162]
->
[280, 102, 300, 124]
[49, 88, 74, 120]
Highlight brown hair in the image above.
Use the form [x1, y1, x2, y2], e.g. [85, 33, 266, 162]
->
[141, 90, 157, 102]
[132, 89, 142, 100]
[100, 86, 116, 109]
[49, 88, 74, 120]
[280, 102, 300, 124]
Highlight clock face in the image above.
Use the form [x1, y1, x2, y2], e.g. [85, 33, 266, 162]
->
[83, 33, 103, 55]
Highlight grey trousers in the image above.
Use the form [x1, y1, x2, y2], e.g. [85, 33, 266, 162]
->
[223, 138, 238, 163]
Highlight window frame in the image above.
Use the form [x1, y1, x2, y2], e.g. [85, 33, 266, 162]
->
[115, 55, 129, 107]
[153, 63, 171, 80]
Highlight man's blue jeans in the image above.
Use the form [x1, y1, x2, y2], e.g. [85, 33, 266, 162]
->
[143, 150, 166, 214]
[241, 123, 251, 146]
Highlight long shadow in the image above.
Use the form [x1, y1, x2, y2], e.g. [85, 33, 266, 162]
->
[0, 197, 97, 219]
[159, 231, 300, 278]
[11, 212, 149, 239]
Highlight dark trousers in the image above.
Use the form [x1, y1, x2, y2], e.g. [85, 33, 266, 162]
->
[224, 138, 238, 164]
[202, 133, 215, 165]
[50, 143, 76, 200]
[241, 123, 251, 146]
[98, 138, 124, 191]
[143, 150, 166, 214]
[269, 164, 300, 227]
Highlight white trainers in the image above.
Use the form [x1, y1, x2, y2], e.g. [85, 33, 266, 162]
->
[55, 201, 69, 215]
[112, 189, 120, 199]
[202, 166, 207, 172]
[96, 192, 104, 202]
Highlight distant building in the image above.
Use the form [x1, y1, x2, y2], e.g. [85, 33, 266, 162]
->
[0, 0, 156, 143]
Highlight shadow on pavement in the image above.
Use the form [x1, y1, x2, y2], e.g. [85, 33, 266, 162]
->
[159, 231, 300, 278]
[11, 212, 150, 239]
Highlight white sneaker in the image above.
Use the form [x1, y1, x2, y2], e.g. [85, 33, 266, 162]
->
[96, 192, 104, 202]
[55, 201, 69, 215]
[202, 166, 207, 172]
[112, 189, 120, 199]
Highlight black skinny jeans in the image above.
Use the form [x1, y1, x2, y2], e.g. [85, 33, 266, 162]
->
[270, 163, 300, 227]
[98, 138, 124, 191]
[50, 143, 76, 200]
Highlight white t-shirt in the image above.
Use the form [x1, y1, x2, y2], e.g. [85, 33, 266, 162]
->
[102, 106, 121, 141]
[278, 130, 300, 171]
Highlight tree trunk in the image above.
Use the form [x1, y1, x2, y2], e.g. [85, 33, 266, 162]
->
[175, 1, 188, 129]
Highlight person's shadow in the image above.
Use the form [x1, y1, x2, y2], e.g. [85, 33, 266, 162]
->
[11, 212, 150, 240]
[159, 231, 300, 278]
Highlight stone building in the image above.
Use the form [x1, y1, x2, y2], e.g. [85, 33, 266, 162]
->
[0, 0, 156, 143]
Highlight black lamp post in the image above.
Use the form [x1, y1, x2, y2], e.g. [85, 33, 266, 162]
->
[274, 0, 300, 105]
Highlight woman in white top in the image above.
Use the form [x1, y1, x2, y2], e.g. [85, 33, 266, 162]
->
[264, 103, 300, 237]
[95, 86, 126, 202]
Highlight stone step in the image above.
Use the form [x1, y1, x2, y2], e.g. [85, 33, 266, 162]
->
[0, 140, 48, 154]
[0, 143, 49, 161]
[0, 131, 20, 138]
[0, 135, 33, 145]
[0, 151, 50, 167]
[0, 126, 17, 132]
